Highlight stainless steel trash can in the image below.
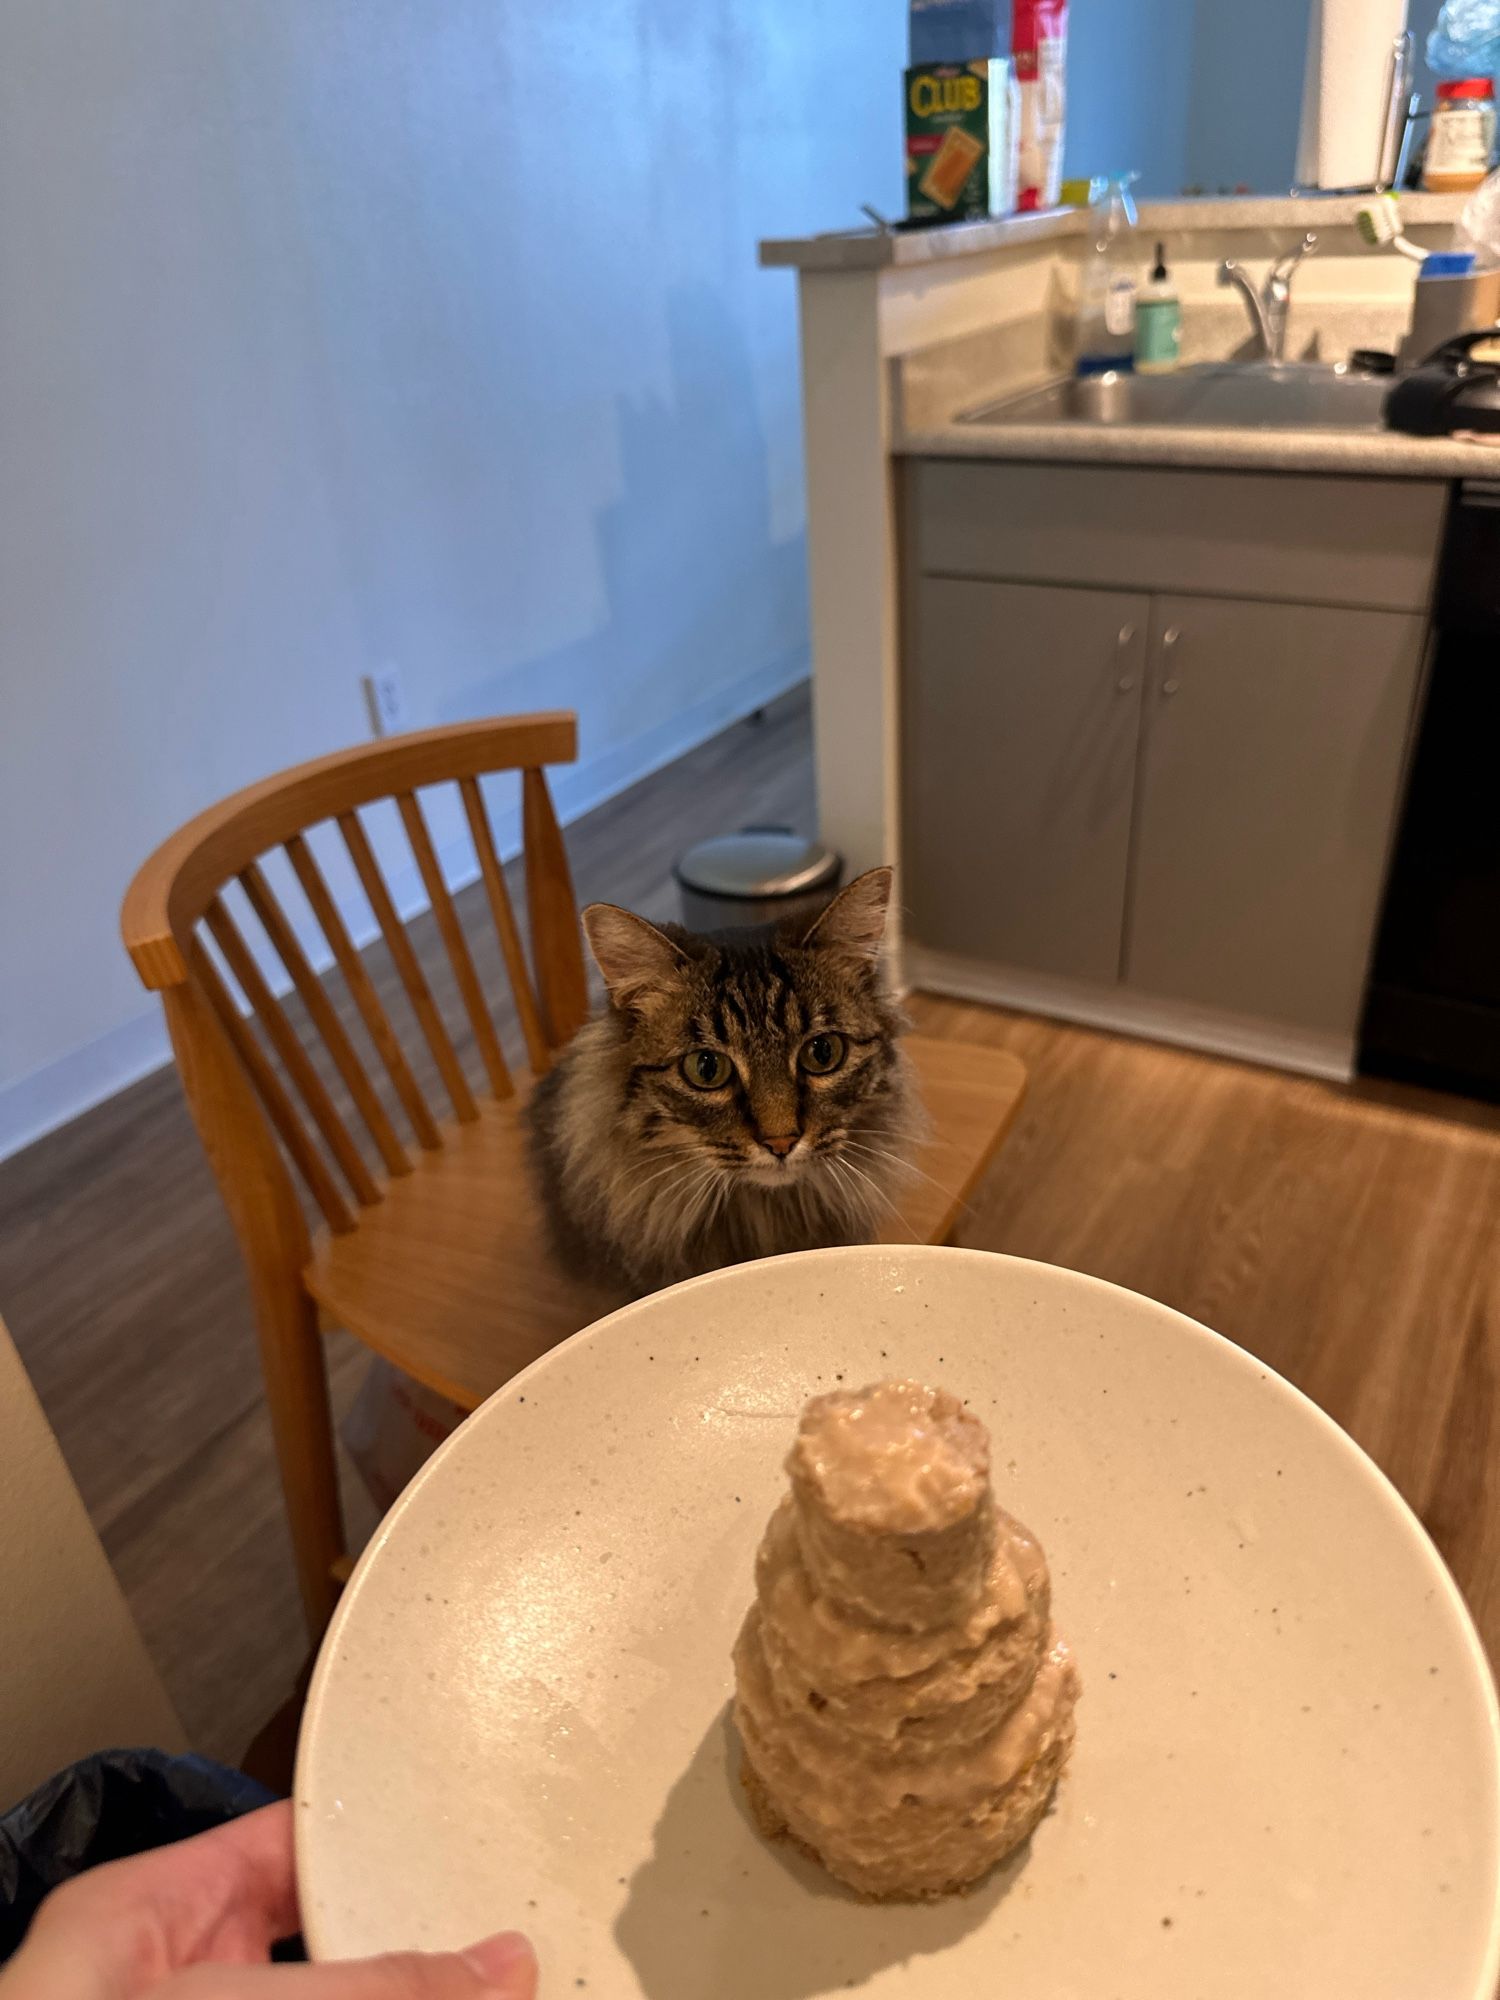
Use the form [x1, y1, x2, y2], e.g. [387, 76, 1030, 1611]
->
[674, 828, 842, 934]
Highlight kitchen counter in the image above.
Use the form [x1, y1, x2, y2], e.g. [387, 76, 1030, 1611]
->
[898, 410, 1500, 478]
[761, 192, 1465, 271]
[759, 191, 1477, 1006]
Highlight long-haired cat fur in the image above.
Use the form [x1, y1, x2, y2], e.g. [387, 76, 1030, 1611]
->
[527, 867, 921, 1299]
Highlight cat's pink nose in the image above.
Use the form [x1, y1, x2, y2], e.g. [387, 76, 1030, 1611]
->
[759, 1132, 800, 1159]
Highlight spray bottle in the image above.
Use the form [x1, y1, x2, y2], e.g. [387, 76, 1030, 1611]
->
[1074, 173, 1139, 376]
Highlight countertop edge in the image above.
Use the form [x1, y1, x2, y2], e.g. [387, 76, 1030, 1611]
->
[760, 191, 1467, 273]
[760, 206, 1078, 271]
[895, 420, 1500, 480]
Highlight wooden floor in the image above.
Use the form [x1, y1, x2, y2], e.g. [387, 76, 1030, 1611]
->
[1, 681, 1496, 1768]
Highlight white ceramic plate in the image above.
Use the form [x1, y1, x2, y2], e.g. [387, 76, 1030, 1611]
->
[297, 1247, 1500, 1998]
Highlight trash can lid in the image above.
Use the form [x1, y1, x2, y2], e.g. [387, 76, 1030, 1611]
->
[674, 828, 841, 900]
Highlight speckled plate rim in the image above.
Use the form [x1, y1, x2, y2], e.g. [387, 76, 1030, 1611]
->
[295, 1245, 1500, 1982]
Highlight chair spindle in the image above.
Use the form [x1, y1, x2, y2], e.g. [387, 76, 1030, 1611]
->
[239, 858, 410, 1178]
[282, 833, 442, 1153]
[459, 775, 552, 1077]
[336, 810, 478, 1124]
[395, 790, 511, 1100]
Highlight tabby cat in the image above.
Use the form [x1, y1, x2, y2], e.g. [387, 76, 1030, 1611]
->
[527, 866, 921, 1298]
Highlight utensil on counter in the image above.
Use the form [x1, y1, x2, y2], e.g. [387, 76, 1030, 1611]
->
[1377, 32, 1416, 189]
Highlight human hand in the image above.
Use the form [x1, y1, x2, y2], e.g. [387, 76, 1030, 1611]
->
[0, 1800, 537, 1999]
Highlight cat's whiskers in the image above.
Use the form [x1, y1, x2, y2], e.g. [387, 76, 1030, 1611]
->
[823, 1155, 877, 1232]
[630, 1154, 723, 1251]
[633, 1149, 709, 1196]
[823, 1157, 861, 1221]
[836, 1151, 922, 1238]
[842, 1136, 965, 1211]
[690, 1177, 731, 1240]
[677, 1162, 726, 1239]
[627, 1155, 706, 1217]
[703, 1167, 735, 1234]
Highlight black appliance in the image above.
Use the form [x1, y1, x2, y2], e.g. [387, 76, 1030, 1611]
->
[1361, 478, 1500, 1099]
[1386, 329, 1500, 438]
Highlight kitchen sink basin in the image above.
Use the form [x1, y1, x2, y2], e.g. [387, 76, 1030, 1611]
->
[960, 362, 1391, 433]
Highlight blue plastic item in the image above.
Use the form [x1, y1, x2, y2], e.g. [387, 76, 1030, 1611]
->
[1427, 0, 1500, 80]
[1423, 249, 1480, 275]
[909, 0, 1007, 63]
[1, 1751, 286, 1964]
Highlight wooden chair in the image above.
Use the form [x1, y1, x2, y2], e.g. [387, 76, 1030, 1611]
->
[122, 713, 1026, 1640]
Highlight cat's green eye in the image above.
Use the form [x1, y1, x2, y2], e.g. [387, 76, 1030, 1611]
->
[681, 1048, 732, 1090]
[798, 1032, 847, 1076]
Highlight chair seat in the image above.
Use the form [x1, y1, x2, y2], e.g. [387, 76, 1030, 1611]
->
[304, 1033, 1026, 1410]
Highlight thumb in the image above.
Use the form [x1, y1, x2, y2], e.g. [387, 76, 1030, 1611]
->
[162, 1929, 538, 1999]
[459, 1934, 539, 1998]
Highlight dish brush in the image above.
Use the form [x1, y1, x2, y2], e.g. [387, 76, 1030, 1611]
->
[1355, 194, 1427, 264]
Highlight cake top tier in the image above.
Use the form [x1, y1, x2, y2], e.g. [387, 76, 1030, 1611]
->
[790, 1379, 990, 1535]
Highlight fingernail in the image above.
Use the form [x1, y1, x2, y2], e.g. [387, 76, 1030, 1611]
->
[463, 1930, 537, 1986]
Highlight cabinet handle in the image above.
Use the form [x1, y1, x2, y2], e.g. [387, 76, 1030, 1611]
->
[1115, 625, 1137, 691]
[1160, 625, 1181, 695]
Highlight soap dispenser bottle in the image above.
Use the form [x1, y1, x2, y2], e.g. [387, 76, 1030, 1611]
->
[1135, 241, 1182, 374]
[1075, 174, 1139, 376]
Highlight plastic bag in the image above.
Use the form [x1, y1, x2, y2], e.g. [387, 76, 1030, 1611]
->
[1428, 0, 1500, 78]
[340, 1356, 465, 1516]
[1459, 166, 1500, 261]
[909, 0, 1008, 64]
[0, 1750, 278, 1962]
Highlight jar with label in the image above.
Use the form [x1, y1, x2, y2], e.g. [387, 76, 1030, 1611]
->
[1423, 78, 1497, 193]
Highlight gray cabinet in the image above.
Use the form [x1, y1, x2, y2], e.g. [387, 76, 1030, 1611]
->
[904, 577, 1148, 983]
[901, 459, 1441, 1055]
[1125, 597, 1428, 1033]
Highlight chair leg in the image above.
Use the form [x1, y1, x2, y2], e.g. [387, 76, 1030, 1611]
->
[159, 979, 345, 1640]
[251, 1275, 345, 1639]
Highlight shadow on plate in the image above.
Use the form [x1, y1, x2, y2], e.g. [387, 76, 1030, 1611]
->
[614, 1705, 1033, 1998]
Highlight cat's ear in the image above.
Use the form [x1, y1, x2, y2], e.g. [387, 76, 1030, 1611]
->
[800, 866, 893, 964]
[582, 903, 688, 1009]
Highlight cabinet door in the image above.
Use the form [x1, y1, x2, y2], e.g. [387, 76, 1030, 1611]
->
[1126, 595, 1427, 1034]
[904, 577, 1149, 983]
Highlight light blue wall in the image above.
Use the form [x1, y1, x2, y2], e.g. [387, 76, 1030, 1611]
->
[1, 0, 909, 1151]
[1, 0, 1462, 1150]
[1063, 0, 1199, 193]
[1184, 0, 1309, 193]
[1185, 0, 1447, 194]
[1071, 0, 1451, 197]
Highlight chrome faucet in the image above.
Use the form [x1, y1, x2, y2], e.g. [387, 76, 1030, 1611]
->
[1218, 232, 1318, 362]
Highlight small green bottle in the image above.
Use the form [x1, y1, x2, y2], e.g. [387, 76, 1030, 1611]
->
[1135, 241, 1182, 375]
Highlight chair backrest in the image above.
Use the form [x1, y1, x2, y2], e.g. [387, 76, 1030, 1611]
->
[121, 713, 589, 1246]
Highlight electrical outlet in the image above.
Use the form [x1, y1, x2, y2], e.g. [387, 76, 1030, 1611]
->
[361, 666, 410, 738]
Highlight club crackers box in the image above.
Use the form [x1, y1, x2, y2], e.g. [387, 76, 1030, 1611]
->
[905, 59, 1020, 225]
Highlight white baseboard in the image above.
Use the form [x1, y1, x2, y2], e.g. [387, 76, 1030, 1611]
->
[549, 652, 807, 835]
[0, 1011, 176, 1164]
[0, 655, 809, 1165]
[907, 945, 1356, 1084]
